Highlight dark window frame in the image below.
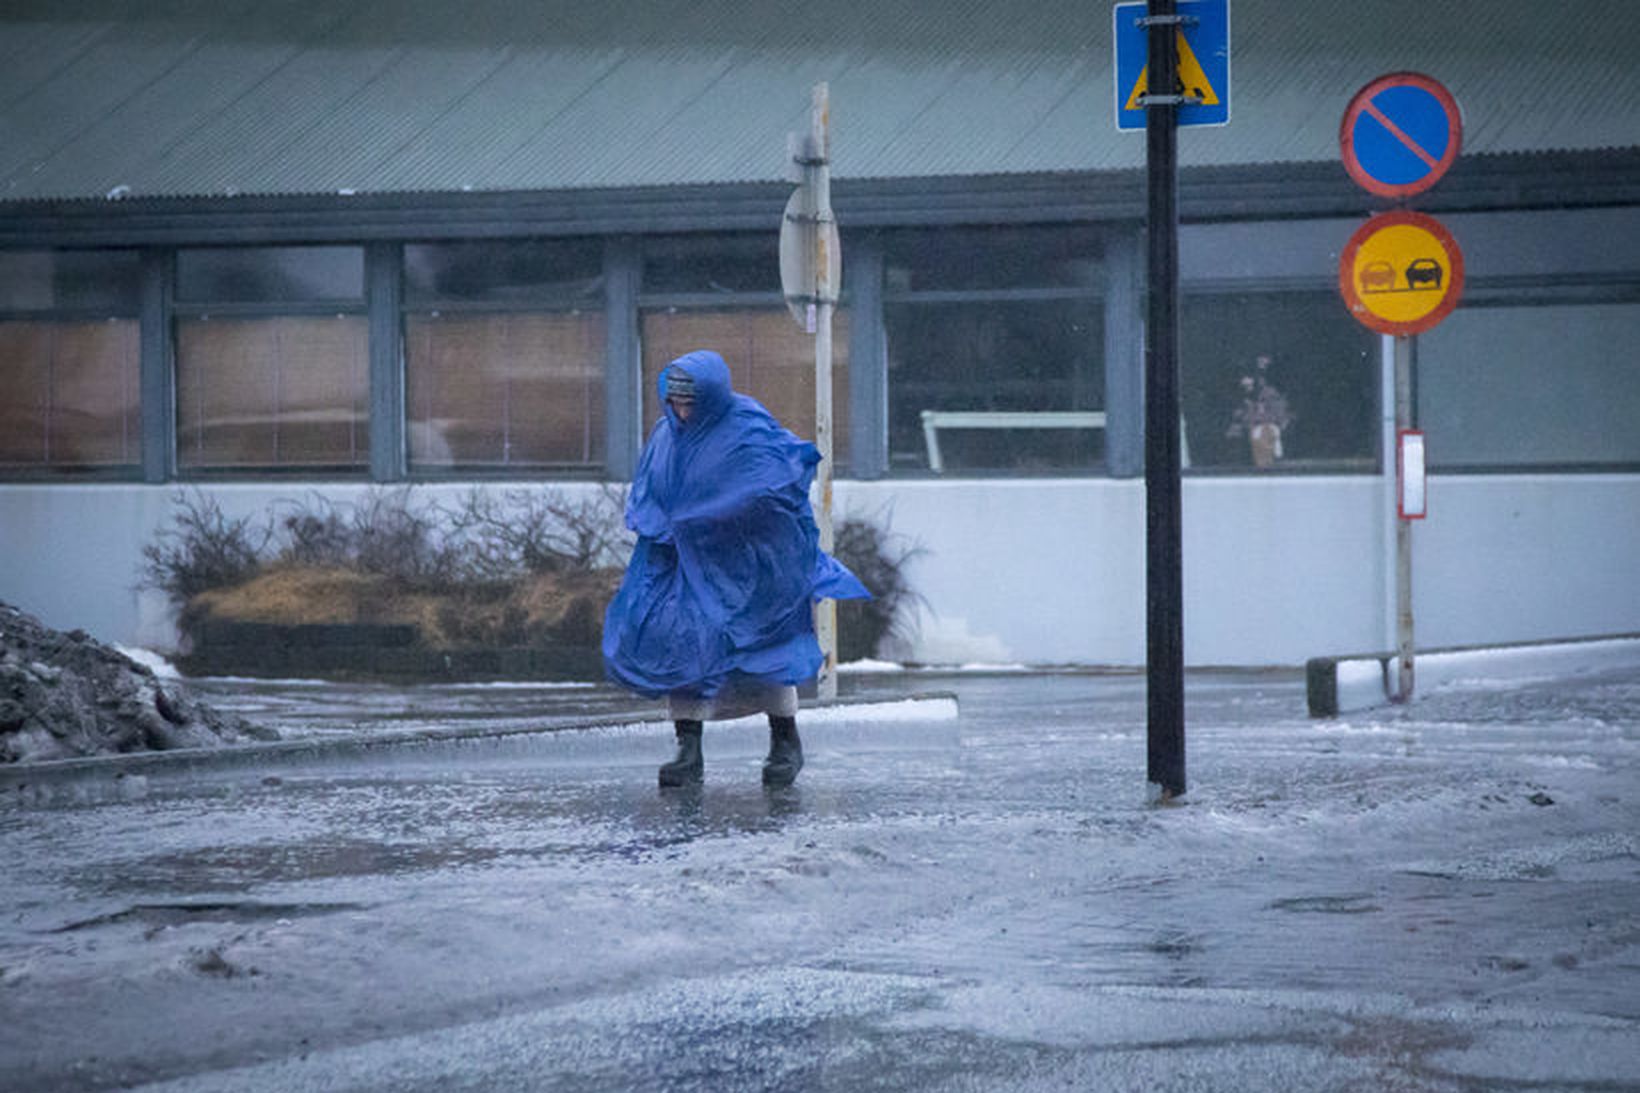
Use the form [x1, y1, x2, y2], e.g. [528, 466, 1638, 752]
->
[171, 245, 371, 478]
[1417, 278, 1640, 474]
[400, 238, 609, 479]
[0, 248, 145, 481]
[1178, 281, 1382, 477]
[877, 225, 1111, 477]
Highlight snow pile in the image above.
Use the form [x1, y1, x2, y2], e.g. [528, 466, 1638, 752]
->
[1, 602, 276, 763]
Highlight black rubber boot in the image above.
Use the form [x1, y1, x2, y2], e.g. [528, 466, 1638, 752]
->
[762, 715, 803, 788]
[659, 720, 704, 787]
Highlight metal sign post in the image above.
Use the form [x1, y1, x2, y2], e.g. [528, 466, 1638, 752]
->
[1114, 0, 1229, 798]
[779, 83, 841, 700]
[1141, 0, 1187, 800]
[1393, 336, 1416, 701]
[1338, 73, 1463, 705]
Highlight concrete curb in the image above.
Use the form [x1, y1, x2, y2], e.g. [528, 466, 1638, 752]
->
[0, 692, 960, 807]
[1305, 635, 1640, 717]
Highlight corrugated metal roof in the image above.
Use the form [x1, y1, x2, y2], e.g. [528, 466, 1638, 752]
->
[1, 0, 1637, 203]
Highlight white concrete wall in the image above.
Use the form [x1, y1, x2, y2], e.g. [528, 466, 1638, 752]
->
[843, 477, 1390, 666]
[2, 475, 1637, 667]
[1415, 475, 1640, 649]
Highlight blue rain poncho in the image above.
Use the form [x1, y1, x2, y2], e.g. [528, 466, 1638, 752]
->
[602, 350, 869, 698]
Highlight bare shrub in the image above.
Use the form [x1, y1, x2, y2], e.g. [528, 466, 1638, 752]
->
[834, 511, 924, 662]
[143, 484, 641, 658]
[348, 487, 464, 587]
[274, 492, 353, 568]
[263, 487, 464, 588]
[441, 485, 631, 579]
[139, 489, 269, 605]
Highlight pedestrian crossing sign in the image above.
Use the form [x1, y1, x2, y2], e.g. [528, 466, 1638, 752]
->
[1114, 0, 1231, 130]
[1123, 29, 1221, 110]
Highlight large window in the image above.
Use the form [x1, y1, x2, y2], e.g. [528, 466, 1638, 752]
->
[882, 228, 1104, 474]
[1180, 290, 1378, 471]
[1419, 298, 1640, 469]
[0, 251, 141, 475]
[175, 246, 368, 473]
[404, 239, 604, 473]
[640, 235, 849, 462]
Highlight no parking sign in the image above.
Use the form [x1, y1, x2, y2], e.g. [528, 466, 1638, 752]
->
[1340, 72, 1462, 198]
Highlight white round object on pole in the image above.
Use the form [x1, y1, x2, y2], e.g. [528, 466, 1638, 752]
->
[779, 187, 840, 330]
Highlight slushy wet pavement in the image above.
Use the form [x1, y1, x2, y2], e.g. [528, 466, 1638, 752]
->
[2, 666, 1637, 1091]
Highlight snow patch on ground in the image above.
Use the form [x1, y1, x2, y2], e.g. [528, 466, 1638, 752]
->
[426, 680, 597, 690]
[839, 657, 906, 673]
[189, 674, 337, 687]
[115, 645, 181, 679]
[1401, 831, 1639, 882]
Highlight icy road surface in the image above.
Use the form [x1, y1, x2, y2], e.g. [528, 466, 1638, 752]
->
[2, 667, 1637, 1091]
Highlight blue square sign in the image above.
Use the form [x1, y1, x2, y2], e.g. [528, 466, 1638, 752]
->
[1114, 0, 1231, 130]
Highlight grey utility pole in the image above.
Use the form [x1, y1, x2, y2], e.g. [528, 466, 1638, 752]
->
[780, 83, 842, 699]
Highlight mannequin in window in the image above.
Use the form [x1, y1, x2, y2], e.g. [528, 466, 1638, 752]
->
[1226, 354, 1294, 468]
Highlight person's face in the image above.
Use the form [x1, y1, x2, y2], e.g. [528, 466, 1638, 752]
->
[668, 396, 695, 422]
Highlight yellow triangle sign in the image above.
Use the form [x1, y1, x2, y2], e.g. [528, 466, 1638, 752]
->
[1124, 30, 1221, 110]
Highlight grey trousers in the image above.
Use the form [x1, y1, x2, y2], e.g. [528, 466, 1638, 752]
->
[667, 683, 798, 723]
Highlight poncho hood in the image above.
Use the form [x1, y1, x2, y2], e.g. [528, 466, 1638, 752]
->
[603, 349, 869, 698]
[659, 349, 733, 430]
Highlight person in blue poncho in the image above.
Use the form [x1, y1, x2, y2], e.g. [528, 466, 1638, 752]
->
[602, 349, 869, 788]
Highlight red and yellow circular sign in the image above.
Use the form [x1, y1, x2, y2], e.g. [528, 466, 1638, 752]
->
[1339, 210, 1465, 336]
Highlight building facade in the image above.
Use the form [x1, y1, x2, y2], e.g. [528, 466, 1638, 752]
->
[3, 1, 1638, 665]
